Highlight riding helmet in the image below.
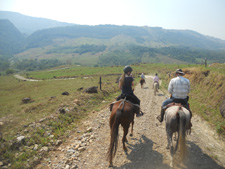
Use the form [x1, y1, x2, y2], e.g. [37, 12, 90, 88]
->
[123, 65, 133, 73]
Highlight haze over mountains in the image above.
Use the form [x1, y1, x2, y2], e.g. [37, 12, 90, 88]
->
[0, 11, 225, 71]
[0, 11, 74, 35]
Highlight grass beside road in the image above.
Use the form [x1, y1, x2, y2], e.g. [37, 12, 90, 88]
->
[0, 63, 224, 168]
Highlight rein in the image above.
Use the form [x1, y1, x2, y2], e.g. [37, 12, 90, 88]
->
[118, 97, 126, 111]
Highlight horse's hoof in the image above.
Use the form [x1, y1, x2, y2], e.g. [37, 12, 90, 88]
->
[109, 163, 113, 167]
[123, 147, 128, 152]
[130, 133, 133, 137]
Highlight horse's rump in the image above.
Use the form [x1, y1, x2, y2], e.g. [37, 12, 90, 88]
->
[165, 105, 190, 165]
[165, 106, 190, 130]
[140, 78, 145, 84]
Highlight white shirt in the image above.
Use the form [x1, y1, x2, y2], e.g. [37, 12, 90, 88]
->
[153, 76, 159, 82]
[168, 76, 190, 99]
[141, 74, 145, 79]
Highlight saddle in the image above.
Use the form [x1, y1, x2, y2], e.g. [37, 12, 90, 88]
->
[163, 98, 189, 110]
[109, 99, 140, 115]
[164, 102, 184, 110]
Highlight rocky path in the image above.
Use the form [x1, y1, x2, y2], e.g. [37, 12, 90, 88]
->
[14, 74, 40, 81]
[36, 76, 225, 169]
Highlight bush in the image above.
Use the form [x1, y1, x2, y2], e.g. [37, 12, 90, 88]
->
[6, 69, 14, 75]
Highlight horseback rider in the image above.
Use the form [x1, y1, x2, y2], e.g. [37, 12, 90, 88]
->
[116, 65, 143, 117]
[157, 69, 192, 123]
[141, 73, 145, 79]
[153, 73, 159, 89]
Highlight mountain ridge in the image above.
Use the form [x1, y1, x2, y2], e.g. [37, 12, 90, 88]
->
[0, 11, 225, 70]
[0, 11, 75, 35]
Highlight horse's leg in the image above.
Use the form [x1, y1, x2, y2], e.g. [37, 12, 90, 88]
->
[129, 120, 134, 137]
[167, 130, 174, 168]
[166, 130, 173, 150]
[154, 85, 156, 96]
[122, 125, 129, 152]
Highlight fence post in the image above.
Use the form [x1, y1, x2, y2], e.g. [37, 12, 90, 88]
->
[99, 76, 102, 90]
[205, 58, 207, 67]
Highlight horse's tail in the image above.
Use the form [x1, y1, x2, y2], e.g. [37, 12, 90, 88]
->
[107, 109, 121, 164]
[178, 107, 187, 161]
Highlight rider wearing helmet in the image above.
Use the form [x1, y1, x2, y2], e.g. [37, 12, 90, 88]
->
[116, 65, 143, 117]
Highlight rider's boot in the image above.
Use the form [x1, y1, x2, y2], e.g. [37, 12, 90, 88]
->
[157, 107, 165, 122]
[134, 106, 144, 117]
[109, 103, 114, 112]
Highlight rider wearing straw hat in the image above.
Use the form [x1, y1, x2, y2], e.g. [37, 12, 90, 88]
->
[157, 69, 191, 122]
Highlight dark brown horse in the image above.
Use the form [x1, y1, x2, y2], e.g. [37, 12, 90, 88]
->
[140, 78, 145, 88]
[107, 99, 136, 166]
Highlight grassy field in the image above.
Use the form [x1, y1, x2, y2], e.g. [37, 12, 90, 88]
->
[0, 63, 224, 168]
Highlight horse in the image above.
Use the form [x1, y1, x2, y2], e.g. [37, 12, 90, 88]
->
[140, 78, 145, 88]
[153, 82, 159, 95]
[165, 104, 191, 167]
[107, 99, 138, 167]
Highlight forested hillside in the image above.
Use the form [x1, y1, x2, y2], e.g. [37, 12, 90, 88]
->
[0, 13, 225, 73]
[26, 25, 225, 50]
[0, 19, 25, 55]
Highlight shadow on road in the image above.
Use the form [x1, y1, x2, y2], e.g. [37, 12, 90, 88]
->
[182, 141, 224, 169]
[111, 136, 224, 169]
[157, 93, 165, 97]
[113, 135, 170, 169]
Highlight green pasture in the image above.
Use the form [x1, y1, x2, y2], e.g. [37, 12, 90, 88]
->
[0, 74, 119, 136]
[25, 63, 199, 80]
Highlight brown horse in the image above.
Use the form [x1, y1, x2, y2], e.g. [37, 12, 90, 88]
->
[107, 99, 137, 166]
[140, 78, 145, 88]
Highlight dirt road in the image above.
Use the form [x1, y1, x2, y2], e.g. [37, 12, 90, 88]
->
[36, 76, 225, 169]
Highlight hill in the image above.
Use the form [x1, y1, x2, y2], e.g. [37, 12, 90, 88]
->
[0, 11, 74, 35]
[19, 25, 225, 67]
[0, 19, 25, 55]
[26, 25, 225, 50]
[0, 12, 225, 71]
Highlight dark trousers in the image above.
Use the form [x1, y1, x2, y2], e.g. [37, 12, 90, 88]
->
[117, 93, 140, 105]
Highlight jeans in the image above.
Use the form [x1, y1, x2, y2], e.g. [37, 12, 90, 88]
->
[162, 97, 188, 108]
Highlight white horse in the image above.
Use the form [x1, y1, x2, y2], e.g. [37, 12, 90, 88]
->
[165, 105, 191, 167]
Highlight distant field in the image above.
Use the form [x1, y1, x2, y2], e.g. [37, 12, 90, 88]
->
[25, 63, 197, 80]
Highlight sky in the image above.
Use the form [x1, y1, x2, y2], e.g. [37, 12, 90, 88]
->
[1, 0, 225, 40]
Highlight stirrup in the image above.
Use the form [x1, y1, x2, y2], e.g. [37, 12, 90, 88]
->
[157, 115, 163, 122]
[136, 111, 144, 117]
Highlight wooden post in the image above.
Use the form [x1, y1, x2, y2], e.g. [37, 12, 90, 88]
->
[99, 76, 102, 90]
[205, 58, 207, 67]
